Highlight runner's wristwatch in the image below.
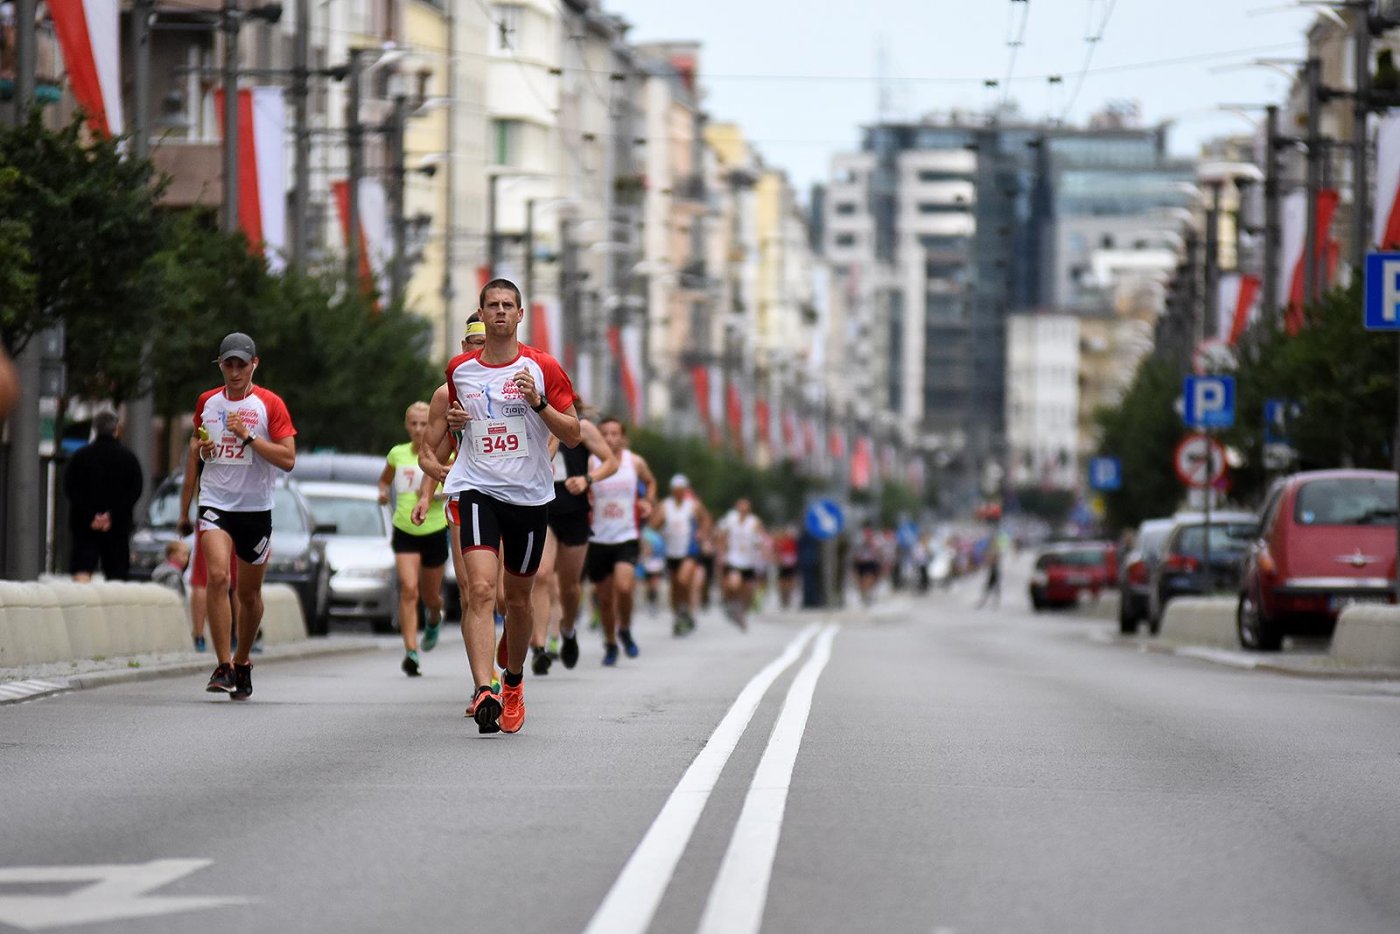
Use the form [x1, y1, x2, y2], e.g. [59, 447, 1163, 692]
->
[531, 399, 548, 413]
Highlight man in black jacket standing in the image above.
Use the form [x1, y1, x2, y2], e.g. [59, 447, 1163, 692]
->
[64, 410, 144, 581]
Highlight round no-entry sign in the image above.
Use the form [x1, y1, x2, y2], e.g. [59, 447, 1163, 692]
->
[1173, 433, 1228, 489]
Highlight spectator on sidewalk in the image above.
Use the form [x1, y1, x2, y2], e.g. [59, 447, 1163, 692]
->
[152, 540, 190, 599]
[63, 410, 144, 582]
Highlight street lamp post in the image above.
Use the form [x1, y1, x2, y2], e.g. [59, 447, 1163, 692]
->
[220, 0, 240, 235]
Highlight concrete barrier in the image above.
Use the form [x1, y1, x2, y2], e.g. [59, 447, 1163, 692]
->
[258, 584, 307, 645]
[1331, 605, 1400, 668]
[2, 581, 192, 667]
[1157, 596, 1239, 649]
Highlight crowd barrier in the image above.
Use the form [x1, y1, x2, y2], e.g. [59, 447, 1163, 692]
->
[1330, 604, 1400, 668]
[0, 581, 306, 667]
[1156, 596, 1239, 650]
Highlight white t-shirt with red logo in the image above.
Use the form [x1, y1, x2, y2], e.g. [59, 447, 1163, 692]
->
[443, 344, 576, 506]
[193, 385, 297, 512]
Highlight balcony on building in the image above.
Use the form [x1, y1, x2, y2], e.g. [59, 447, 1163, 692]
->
[673, 173, 707, 206]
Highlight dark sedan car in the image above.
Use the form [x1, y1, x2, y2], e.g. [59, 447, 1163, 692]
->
[1147, 511, 1257, 628]
[129, 474, 333, 634]
[1118, 517, 1175, 635]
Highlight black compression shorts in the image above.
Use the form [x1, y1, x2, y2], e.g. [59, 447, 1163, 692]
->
[392, 526, 449, 568]
[449, 490, 549, 577]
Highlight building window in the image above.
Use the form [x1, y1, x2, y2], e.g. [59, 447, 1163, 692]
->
[834, 202, 858, 216]
[917, 202, 966, 215]
[491, 3, 523, 54]
[834, 233, 856, 248]
[493, 119, 520, 166]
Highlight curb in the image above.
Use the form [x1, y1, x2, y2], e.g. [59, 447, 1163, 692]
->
[0, 637, 384, 706]
[1107, 634, 1400, 681]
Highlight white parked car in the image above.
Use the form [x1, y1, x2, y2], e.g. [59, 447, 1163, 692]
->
[297, 481, 398, 633]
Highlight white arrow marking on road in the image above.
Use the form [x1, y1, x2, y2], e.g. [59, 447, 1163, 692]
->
[0, 859, 249, 930]
[697, 624, 839, 934]
[582, 624, 822, 934]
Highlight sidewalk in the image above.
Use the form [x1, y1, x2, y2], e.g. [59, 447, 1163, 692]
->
[0, 635, 383, 705]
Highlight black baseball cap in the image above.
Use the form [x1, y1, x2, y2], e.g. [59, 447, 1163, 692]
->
[216, 332, 256, 363]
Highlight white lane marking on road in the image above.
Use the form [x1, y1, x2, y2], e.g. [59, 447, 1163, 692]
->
[696, 624, 839, 934]
[0, 859, 250, 930]
[582, 623, 822, 934]
[0, 680, 68, 704]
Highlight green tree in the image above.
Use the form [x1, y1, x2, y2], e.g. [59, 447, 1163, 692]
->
[1095, 356, 1190, 531]
[0, 113, 167, 399]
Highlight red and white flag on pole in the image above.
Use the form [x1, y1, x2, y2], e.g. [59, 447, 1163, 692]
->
[49, 0, 123, 137]
[781, 409, 799, 461]
[1217, 273, 1261, 346]
[851, 436, 873, 490]
[333, 177, 392, 298]
[526, 300, 561, 357]
[1375, 113, 1400, 250]
[215, 87, 287, 270]
[1279, 188, 1339, 335]
[606, 324, 643, 424]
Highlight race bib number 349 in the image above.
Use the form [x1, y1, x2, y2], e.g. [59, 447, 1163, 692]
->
[470, 417, 530, 460]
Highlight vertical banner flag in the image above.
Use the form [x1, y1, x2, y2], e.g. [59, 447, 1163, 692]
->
[726, 380, 745, 457]
[690, 365, 719, 445]
[215, 87, 287, 270]
[49, 0, 123, 137]
[755, 398, 771, 460]
[782, 409, 799, 461]
[1375, 112, 1400, 250]
[851, 436, 873, 490]
[1217, 273, 1261, 346]
[1280, 188, 1339, 335]
[333, 177, 392, 298]
[527, 301, 555, 356]
[606, 324, 642, 424]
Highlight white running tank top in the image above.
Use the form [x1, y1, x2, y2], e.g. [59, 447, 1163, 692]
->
[589, 450, 639, 544]
[661, 495, 697, 558]
[720, 511, 762, 569]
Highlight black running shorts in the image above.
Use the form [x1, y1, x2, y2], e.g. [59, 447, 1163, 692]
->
[665, 556, 692, 575]
[197, 507, 273, 566]
[584, 540, 640, 584]
[449, 490, 549, 577]
[547, 509, 592, 547]
[724, 564, 757, 583]
[391, 526, 449, 568]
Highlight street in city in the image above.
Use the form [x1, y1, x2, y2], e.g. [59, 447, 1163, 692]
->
[4, 565, 1398, 934]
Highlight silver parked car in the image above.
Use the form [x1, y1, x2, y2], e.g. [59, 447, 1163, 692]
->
[297, 481, 398, 633]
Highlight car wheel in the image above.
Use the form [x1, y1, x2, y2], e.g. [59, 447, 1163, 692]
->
[370, 615, 398, 635]
[1030, 588, 1046, 611]
[306, 564, 331, 636]
[1237, 589, 1283, 652]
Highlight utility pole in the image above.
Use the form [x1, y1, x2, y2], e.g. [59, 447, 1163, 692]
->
[1203, 180, 1223, 344]
[221, 0, 240, 235]
[127, 0, 156, 513]
[440, 0, 457, 359]
[387, 89, 408, 309]
[1263, 105, 1282, 329]
[486, 173, 500, 277]
[290, 0, 310, 273]
[1354, 2, 1373, 274]
[524, 198, 536, 313]
[5, 0, 40, 580]
[1304, 57, 1323, 306]
[345, 49, 364, 293]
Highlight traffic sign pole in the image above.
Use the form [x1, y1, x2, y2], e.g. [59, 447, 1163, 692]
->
[1203, 430, 1212, 592]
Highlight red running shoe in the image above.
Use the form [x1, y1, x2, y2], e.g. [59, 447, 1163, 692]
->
[466, 685, 502, 734]
[499, 679, 525, 734]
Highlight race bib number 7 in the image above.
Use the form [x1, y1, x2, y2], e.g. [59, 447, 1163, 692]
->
[469, 417, 530, 460]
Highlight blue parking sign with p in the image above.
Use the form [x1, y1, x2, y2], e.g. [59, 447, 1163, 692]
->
[1089, 457, 1122, 492]
[1364, 253, 1400, 330]
[1183, 375, 1235, 429]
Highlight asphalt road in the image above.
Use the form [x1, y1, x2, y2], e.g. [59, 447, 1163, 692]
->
[3, 577, 1399, 934]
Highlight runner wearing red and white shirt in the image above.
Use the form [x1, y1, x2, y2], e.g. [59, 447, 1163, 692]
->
[177, 332, 297, 701]
[420, 279, 581, 735]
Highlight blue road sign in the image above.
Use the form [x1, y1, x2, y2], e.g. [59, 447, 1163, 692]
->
[1088, 456, 1123, 492]
[1183, 375, 1236, 429]
[1364, 252, 1400, 330]
[896, 520, 919, 549]
[1264, 399, 1289, 445]
[804, 498, 845, 541]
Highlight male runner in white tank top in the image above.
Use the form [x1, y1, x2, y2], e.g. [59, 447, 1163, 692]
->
[583, 418, 657, 665]
[651, 474, 712, 636]
[420, 279, 580, 734]
[716, 497, 767, 631]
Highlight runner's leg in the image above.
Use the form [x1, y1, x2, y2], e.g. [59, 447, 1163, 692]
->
[531, 532, 557, 650]
[201, 530, 236, 664]
[231, 560, 267, 666]
[395, 552, 423, 652]
[462, 544, 502, 690]
[556, 543, 588, 636]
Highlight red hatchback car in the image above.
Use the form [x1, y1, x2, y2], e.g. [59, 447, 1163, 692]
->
[1029, 542, 1117, 610]
[1237, 469, 1398, 651]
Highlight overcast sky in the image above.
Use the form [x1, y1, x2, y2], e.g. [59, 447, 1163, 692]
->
[606, 0, 1321, 193]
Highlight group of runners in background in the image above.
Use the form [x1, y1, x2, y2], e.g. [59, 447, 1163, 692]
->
[185, 278, 886, 734]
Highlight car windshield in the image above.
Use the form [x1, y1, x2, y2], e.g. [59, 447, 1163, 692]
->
[1048, 549, 1104, 567]
[1175, 523, 1255, 556]
[272, 488, 306, 534]
[1138, 527, 1171, 558]
[304, 495, 387, 537]
[149, 484, 306, 534]
[1295, 478, 1399, 526]
[147, 487, 190, 528]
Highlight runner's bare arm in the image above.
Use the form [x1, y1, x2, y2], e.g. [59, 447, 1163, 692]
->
[377, 461, 395, 506]
[632, 454, 658, 521]
[696, 502, 714, 538]
[564, 420, 618, 494]
[418, 385, 450, 479]
[177, 437, 201, 536]
[511, 367, 580, 446]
